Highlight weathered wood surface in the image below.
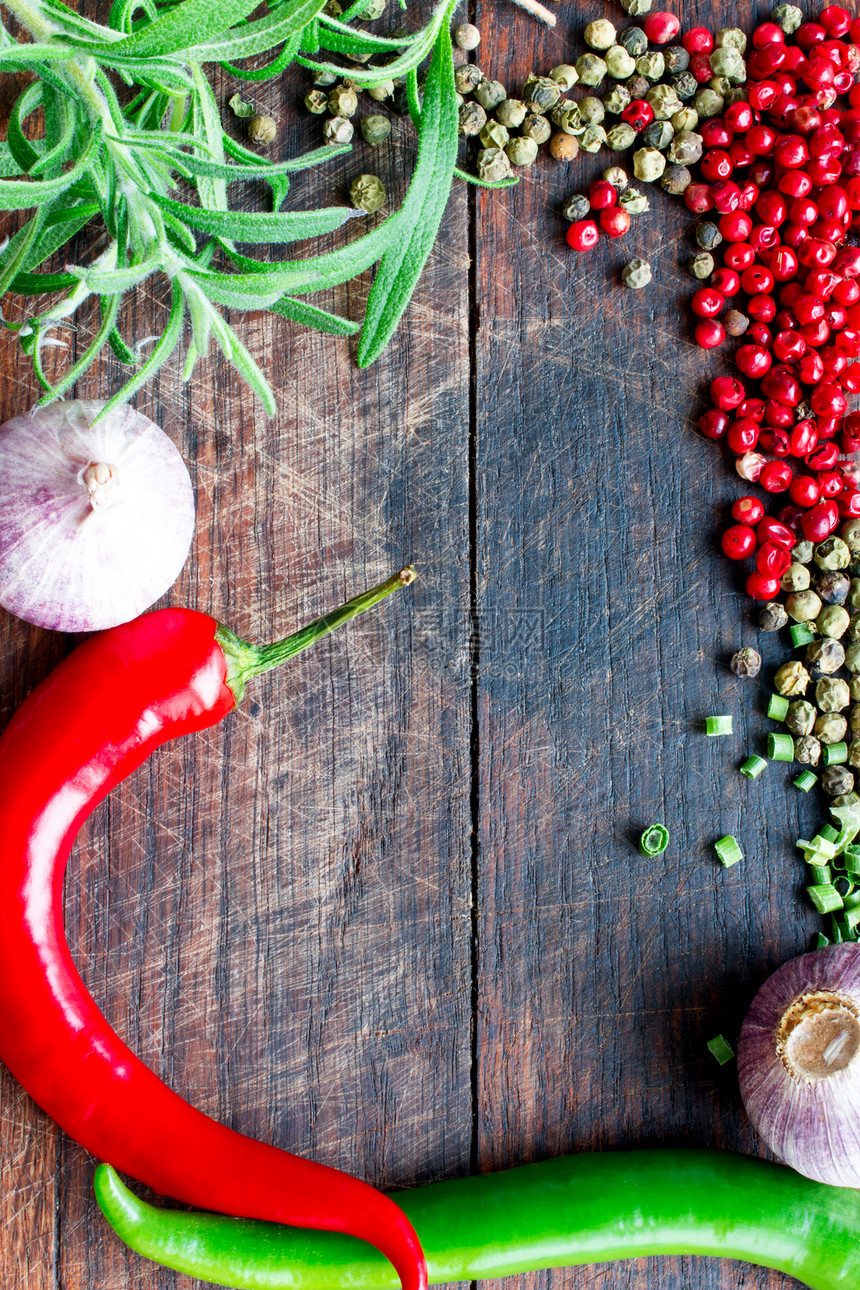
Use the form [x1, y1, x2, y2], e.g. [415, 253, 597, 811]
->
[0, 1, 827, 1288]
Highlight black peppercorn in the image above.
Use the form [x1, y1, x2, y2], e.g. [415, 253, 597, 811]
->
[724, 309, 749, 336]
[626, 74, 651, 99]
[814, 569, 851, 605]
[660, 163, 691, 194]
[642, 120, 674, 150]
[619, 26, 648, 55]
[664, 44, 690, 72]
[670, 71, 697, 100]
[696, 221, 723, 250]
[730, 646, 762, 677]
[822, 765, 855, 797]
[759, 601, 789, 631]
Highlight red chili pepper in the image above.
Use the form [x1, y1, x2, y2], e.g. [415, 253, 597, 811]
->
[0, 571, 426, 1290]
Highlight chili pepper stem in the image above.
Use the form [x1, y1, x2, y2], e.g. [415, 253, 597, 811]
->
[216, 566, 417, 703]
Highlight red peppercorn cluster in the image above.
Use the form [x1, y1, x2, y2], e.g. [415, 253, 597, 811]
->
[566, 178, 632, 250]
[691, 6, 860, 602]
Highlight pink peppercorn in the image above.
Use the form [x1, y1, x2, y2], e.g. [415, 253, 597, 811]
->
[643, 10, 680, 43]
[566, 221, 599, 252]
[683, 25, 713, 53]
[696, 319, 726, 348]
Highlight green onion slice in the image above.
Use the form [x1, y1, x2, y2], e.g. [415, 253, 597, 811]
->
[638, 824, 669, 857]
[767, 693, 790, 721]
[705, 715, 733, 736]
[707, 1034, 735, 1065]
[793, 770, 817, 793]
[767, 732, 795, 762]
[789, 624, 816, 647]
[715, 835, 743, 868]
[740, 755, 767, 779]
[824, 742, 848, 766]
[807, 882, 844, 915]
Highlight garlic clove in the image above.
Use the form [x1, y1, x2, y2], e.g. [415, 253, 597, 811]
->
[0, 400, 195, 633]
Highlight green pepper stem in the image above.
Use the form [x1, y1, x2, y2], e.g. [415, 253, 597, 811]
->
[217, 566, 416, 703]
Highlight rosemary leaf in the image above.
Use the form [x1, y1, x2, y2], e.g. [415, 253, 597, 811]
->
[151, 193, 361, 243]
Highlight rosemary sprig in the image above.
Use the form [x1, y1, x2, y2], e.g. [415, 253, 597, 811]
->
[0, 0, 474, 416]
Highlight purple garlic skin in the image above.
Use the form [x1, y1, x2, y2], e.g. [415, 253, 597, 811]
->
[739, 944, 860, 1188]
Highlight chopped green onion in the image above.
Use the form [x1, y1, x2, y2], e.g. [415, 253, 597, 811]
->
[766, 694, 790, 721]
[740, 754, 767, 779]
[715, 835, 743, 868]
[811, 833, 838, 858]
[820, 824, 840, 843]
[767, 732, 795, 762]
[789, 623, 816, 647]
[832, 915, 844, 943]
[638, 824, 669, 857]
[705, 715, 733, 736]
[706, 1034, 735, 1065]
[807, 883, 844, 915]
[808, 863, 833, 885]
[815, 932, 830, 948]
[844, 845, 860, 875]
[836, 918, 858, 942]
[823, 742, 848, 766]
[793, 770, 817, 793]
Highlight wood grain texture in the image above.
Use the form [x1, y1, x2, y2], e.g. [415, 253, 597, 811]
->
[0, 1, 828, 1289]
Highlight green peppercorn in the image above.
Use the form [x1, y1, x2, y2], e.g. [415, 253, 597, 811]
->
[759, 601, 789, 631]
[603, 165, 629, 192]
[506, 136, 539, 166]
[551, 101, 582, 132]
[815, 570, 851, 606]
[823, 765, 855, 797]
[575, 53, 608, 87]
[476, 146, 512, 182]
[795, 735, 822, 766]
[787, 590, 823, 623]
[619, 186, 649, 213]
[496, 98, 527, 128]
[523, 74, 561, 112]
[349, 172, 385, 212]
[362, 115, 394, 147]
[846, 642, 860, 673]
[793, 540, 815, 565]
[475, 79, 506, 111]
[622, 257, 652, 289]
[849, 738, 860, 769]
[323, 0, 342, 15]
[671, 71, 698, 101]
[817, 676, 851, 713]
[724, 309, 749, 336]
[664, 45, 690, 73]
[715, 26, 747, 52]
[633, 146, 666, 182]
[775, 660, 811, 696]
[661, 163, 690, 194]
[479, 120, 509, 149]
[579, 96, 605, 125]
[314, 69, 338, 87]
[619, 26, 648, 55]
[620, 0, 652, 13]
[646, 84, 682, 120]
[455, 64, 484, 95]
[305, 88, 329, 114]
[323, 115, 354, 144]
[521, 113, 552, 144]
[584, 18, 617, 49]
[787, 700, 817, 737]
[643, 120, 674, 150]
[247, 114, 277, 144]
[695, 87, 725, 117]
[815, 536, 851, 570]
[667, 131, 703, 166]
[672, 106, 699, 131]
[605, 45, 636, 79]
[329, 84, 358, 117]
[689, 251, 714, 279]
[579, 124, 607, 153]
[772, 3, 802, 31]
[731, 646, 762, 677]
[724, 85, 748, 106]
[602, 85, 632, 115]
[548, 65, 579, 91]
[709, 46, 746, 83]
[783, 563, 811, 592]
[848, 617, 860, 645]
[459, 100, 487, 136]
[818, 605, 851, 639]
[636, 51, 665, 81]
[816, 712, 847, 744]
[562, 192, 590, 222]
[367, 79, 395, 101]
[454, 21, 480, 49]
[851, 705, 860, 737]
[841, 520, 860, 559]
[607, 122, 638, 151]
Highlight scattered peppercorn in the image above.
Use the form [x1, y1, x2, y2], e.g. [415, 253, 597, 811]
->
[349, 173, 385, 213]
[730, 646, 762, 677]
[247, 114, 277, 144]
[454, 22, 480, 50]
[622, 258, 652, 289]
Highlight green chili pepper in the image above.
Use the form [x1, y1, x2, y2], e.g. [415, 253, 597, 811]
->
[96, 1149, 860, 1290]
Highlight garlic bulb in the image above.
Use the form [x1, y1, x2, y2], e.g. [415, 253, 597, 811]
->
[738, 944, 860, 1188]
[0, 400, 194, 633]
